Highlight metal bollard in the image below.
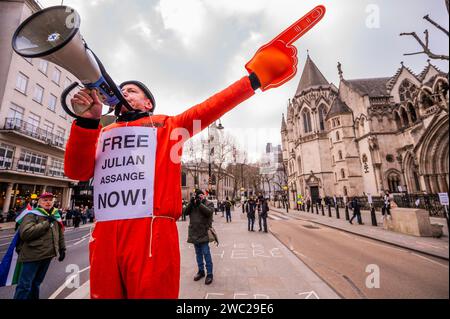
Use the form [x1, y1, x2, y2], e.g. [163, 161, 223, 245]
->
[336, 205, 340, 219]
[328, 204, 332, 217]
[370, 205, 378, 226]
[321, 204, 325, 216]
[315, 203, 319, 214]
[345, 206, 350, 221]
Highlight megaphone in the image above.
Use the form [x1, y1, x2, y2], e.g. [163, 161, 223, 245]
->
[11, 5, 132, 119]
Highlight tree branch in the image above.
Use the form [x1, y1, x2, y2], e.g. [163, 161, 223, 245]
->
[424, 14, 449, 36]
[400, 32, 450, 60]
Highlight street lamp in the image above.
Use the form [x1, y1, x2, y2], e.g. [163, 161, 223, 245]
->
[208, 120, 224, 196]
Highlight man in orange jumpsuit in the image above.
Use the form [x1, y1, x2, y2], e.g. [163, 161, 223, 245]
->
[64, 44, 298, 298]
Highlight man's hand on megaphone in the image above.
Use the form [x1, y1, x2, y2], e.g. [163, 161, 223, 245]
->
[71, 88, 102, 119]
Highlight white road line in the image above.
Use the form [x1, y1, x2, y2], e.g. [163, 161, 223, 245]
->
[48, 266, 90, 299]
[411, 253, 449, 268]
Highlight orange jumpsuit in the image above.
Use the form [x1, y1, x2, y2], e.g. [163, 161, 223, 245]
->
[64, 76, 255, 298]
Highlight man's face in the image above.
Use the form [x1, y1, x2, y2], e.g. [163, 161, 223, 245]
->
[121, 84, 153, 113]
[38, 197, 54, 210]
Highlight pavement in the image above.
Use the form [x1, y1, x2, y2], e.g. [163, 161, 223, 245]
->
[268, 204, 449, 260]
[59, 211, 340, 299]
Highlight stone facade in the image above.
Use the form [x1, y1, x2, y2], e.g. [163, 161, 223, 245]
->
[281, 55, 449, 206]
[0, 0, 78, 215]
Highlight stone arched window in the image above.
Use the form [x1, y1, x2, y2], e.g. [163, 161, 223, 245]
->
[400, 107, 409, 127]
[336, 131, 340, 141]
[343, 186, 348, 196]
[387, 172, 401, 193]
[302, 109, 312, 133]
[407, 102, 417, 123]
[318, 104, 327, 131]
[394, 112, 402, 129]
[341, 169, 346, 179]
[334, 172, 337, 182]
[332, 155, 335, 165]
[399, 79, 418, 102]
[338, 150, 343, 160]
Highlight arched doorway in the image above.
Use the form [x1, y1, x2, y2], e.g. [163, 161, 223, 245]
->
[416, 113, 449, 193]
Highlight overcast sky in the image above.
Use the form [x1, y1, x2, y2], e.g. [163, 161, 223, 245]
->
[39, 0, 449, 161]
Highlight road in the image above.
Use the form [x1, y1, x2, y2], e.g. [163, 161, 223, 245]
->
[0, 224, 92, 299]
[267, 210, 449, 299]
[0, 208, 448, 299]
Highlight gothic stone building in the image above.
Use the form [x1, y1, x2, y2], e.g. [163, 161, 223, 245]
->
[281, 55, 449, 205]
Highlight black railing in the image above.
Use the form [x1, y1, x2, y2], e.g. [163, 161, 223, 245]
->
[3, 118, 66, 148]
[394, 193, 446, 218]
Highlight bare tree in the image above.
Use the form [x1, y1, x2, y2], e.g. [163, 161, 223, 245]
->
[400, 0, 449, 60]
[182, 138, 207, 189]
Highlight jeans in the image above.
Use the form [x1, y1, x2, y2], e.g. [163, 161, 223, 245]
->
[248, 217, 255, 231]
[350, 212, 362, 224]
[14, 258, 52, 299]
[194, 242, 213, 275]
[225, 210, 231, 223]
[258, 215, 267, 232]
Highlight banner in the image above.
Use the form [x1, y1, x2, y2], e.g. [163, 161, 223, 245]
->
[94, 126, 157, 221]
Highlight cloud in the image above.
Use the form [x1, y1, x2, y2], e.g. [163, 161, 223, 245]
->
[37, 0, 449, 163]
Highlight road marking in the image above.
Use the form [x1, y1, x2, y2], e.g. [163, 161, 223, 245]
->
[411, 253, 449, 268]
[48, 266, 90, 299]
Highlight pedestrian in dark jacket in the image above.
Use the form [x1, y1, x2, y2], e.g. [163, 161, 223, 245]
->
[259, 198, 269, 232]
[224, 197, 232, 223]
[185, 189, 214, 285]
[246, 197, 256, 231]
[349, 197, 363, 225]
[14, 192, 66, 299]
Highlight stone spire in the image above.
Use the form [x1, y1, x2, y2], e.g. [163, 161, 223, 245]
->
[295, 54, 329, 96]
[281, 113, 287, 132]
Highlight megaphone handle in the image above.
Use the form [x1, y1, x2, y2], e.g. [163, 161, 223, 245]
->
[85, 45, 134, 112]
[61, 82, 84, 120]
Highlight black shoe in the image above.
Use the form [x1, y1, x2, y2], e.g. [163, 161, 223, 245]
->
[194, 271, 205, 281]
[205, 274, 213, 285]
[349, 221, 353, 224]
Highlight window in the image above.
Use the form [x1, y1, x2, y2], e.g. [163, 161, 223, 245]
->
[341, 169, 346, 179]
[0, 144, 15, 169]
[33, 84, 44, 104]
[42, 120, 54, 140]
[336, 131, 340, 141]
[55, 126, 65, 147]
[16, 73, 29, 94]
[318, 104, 327, 131]
[399, 80, 418, 102]
[338, 150, 343, 160]
[38, 60, 48, 75]
[17, 150, 47, 174]
[408, 103, 417, 123]
[6, 103, 24, 128]
[332, 156, 335, 165]
[302, 110, 312, 133]
[49, 158, 64, 177]
[48, 94, 57, 112]
[388, 173, 401, 193]
[27, 113, 41, 136]
[52, 68, 61, 85]
[64, 77, 72, 89]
